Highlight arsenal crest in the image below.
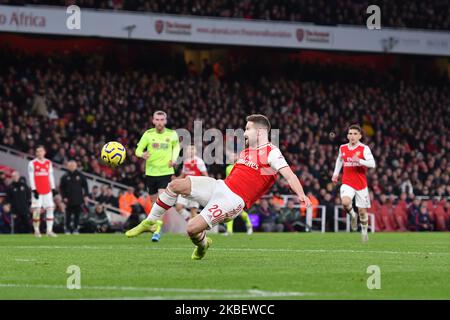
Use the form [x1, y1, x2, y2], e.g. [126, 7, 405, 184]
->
[296, 28, 304, 42]
[155, 20, 164, 34]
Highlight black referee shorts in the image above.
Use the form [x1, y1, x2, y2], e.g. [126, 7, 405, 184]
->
[145, 175, 172, 195]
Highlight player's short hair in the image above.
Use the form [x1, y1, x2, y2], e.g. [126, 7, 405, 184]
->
[36, 145, 45, 151]
[348, 124, 362, 133]
[153, 110, 167, 119]
[246, 114, 271, 131]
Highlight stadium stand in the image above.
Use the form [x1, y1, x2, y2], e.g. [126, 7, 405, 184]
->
[1, 0, 449, 30]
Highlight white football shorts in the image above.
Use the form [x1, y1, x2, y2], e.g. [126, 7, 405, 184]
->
[31, 192, 55, 209]
[187, 176, 245, 229]
[176, 195, 200, 209]
[340, 184, 371, 208]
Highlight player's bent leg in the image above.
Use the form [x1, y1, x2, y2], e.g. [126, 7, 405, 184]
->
[168, 178, 192, 196]
[32, 209, 41, 237]
[45, 207, 57, 237]
[187, 215, 212, 260]
[341, 196, 358, 231]
[359, 208, 369, 242]
[126, 179, 191, 238]
[150, 188, 167, 242]
[151, 219, 163, 242]
[240, 211, 253, 235]
[341, 196, 352, 208]
[224, 220, 233, 235]
[190, 207, 198, 218]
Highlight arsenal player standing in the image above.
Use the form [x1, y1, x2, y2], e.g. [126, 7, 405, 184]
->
[126, 114, 312, 260]
[28, 145, 58, 237]
[332, 125, 376, 242]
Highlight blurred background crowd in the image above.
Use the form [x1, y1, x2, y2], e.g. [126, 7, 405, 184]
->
[1, 0, 449, 30]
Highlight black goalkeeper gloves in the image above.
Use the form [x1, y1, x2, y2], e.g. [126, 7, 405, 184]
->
[32, 190, 39, 199]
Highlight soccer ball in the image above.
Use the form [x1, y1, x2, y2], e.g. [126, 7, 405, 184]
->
[101, 141, 126, 167]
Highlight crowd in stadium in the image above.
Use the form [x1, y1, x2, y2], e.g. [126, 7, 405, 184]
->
[1, 169, 449, 234]
[1, 50, 449, 196]
[1, 0, 449, 30]
[0, 46, 449, 233]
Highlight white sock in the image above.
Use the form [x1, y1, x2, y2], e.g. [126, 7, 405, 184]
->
[147, 188, 178, 221]
[347, 207, 356, 218]
[46, 208, 54, 233]
[360, 218, 368, 234]
[190, 230, 207, 248]
[32, 210, 40, 233]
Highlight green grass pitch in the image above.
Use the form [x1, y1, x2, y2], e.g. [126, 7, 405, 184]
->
[0, 232, 449, 299]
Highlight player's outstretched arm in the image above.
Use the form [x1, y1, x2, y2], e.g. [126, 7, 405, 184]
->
[279, 166, 312, 207]
[332, 148, 343, 183]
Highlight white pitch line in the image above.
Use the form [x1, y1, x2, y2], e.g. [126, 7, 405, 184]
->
[2, 245, 449, 256]
[88, 292, 312, 300]
[14, 258, 36, 262]
[0, 283, 316, 299]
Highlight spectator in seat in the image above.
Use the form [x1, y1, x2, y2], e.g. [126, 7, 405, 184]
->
[408, 198, 434, 231]
[446, 204, 450, 231]
[393, 195, 408, 231]
[86, 203, 111, 233]
[90, 185, 101, 201]
[78, 204, 92, 233]
[119, 187, 139, 217]
[137, 185, 152, 215]
[53, 194, 66, 233]
[257, 199, 283, 232]
[52, 147, 68, 164]
[278, 199, 300, 231]
[96, 185, 109, 203]
[300, 191, 319, 220]
[270, 192, 285, 212]
[407, 197, 421, 231]
[0, 171, 8, 193]
[425, 200, 436, 220]
[0, 201, 12, 234]
[369, 191, 383, 231]
[396, 193, 410, 211]
[414, 202, 434, 231]
[98, 186, 119, 207]
[31, 88, 48, 118]
[379, 194, 396, 231]
[432, 199, 448, 231]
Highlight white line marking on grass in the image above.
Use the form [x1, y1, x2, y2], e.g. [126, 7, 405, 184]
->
[14, 259, 36, 262]
[2, 245, 448, 256]
[89, 292, 313, 300]
[0, 283, 317, 299]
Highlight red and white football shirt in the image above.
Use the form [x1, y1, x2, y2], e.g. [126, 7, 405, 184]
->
[28, 158, 55, 195]
[182, 156, 207, 176]
[224, 143, 288, 209]
[338, 143, 374, 190]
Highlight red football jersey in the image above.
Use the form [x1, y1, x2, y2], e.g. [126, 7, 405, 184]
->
[182, 156, 207, 176]
[224, 143, 288, 209]
[28, 158, 55, 194]
[339, 143, 373, 190]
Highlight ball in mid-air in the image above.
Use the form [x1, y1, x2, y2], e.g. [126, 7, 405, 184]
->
[101, 141, 126, 167]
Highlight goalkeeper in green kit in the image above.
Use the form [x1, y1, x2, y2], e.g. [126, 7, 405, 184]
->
[135, 110, 180, 242]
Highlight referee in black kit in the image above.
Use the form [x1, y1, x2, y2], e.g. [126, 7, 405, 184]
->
[59, 160, 89, 234]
